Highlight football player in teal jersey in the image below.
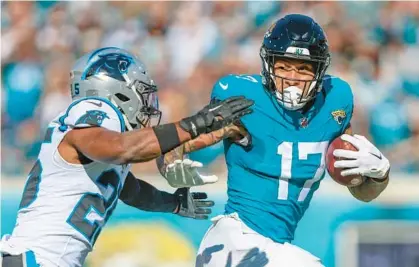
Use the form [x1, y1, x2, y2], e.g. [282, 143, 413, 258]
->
[160, 14, 391, 267]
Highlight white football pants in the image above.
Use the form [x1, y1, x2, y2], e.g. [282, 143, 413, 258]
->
[196, 213, 325, 267]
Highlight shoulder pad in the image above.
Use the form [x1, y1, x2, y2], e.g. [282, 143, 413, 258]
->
[323, 75, 354, 132]
[323, 75, 353, 107]
[211, 74, 262, 101]
[57, 97, 125, 133]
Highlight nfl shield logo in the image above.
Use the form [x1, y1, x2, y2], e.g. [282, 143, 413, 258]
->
[299, 117, 308, 128]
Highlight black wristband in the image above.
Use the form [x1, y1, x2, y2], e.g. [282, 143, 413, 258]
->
[152, 123, 182, 154]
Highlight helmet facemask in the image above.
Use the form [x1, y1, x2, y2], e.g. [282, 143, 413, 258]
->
[128, 79, 161, 129]
[261, 46, 330, 111]
[111, 75, 162, 131]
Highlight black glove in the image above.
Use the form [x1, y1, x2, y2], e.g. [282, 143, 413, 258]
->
[180, 96, 254, 138]
[174, 188, 214, 220]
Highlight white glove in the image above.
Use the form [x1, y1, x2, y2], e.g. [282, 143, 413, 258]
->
[333, 134, 390, 179]
[164, 159, 219, 188]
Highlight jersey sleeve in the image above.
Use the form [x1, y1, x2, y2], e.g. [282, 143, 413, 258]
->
[58, 98, 125, 133]
[341, 100, 353, 134]
[211, 75, 238, 101]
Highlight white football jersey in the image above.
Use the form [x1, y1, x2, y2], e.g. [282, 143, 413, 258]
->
[4, 97, 131, 267]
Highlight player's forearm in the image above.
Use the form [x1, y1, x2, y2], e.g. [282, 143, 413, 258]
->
[70, 122, 192, 165]
[156, 125, 240, 176]
[117, 122, 192, 164]
[184, 125, 236, 153]
[348, 174, 389, 202]
[119, 173, 178, 212]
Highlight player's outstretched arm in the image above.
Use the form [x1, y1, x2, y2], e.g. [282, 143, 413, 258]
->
[157, 124, 242, 171]
[119, 172, 214, 219]
[155, 123, 249, 188]
[335, 127, 390, 202]
[65, 123, 189, 164]
[119, 172, 178, 212]
[64, 96, 253, 165]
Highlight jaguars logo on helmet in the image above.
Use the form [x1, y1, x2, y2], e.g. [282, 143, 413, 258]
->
[75, 110, 109, 127]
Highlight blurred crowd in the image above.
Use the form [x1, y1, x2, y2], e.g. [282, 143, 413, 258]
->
[2, 1, 419, 177]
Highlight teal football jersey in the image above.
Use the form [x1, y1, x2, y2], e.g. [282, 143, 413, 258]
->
[211, 74, 353, 243]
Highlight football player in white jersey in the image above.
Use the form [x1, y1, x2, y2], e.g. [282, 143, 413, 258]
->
[0, 47, 254, 267]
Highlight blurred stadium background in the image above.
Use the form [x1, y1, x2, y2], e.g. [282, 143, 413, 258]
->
[1, 1, 419, 267]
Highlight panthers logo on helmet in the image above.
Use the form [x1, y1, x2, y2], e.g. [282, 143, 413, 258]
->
[331, 110, 346, 125]
[83, 53, 133, 82]
[75, 110, 109, 126]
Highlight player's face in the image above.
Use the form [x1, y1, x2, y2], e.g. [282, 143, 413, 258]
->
[273, 58, 316, 95]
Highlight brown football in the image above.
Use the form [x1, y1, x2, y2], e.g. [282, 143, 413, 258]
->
[325, 136, 365, 187]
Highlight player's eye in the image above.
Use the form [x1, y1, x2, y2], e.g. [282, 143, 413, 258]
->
[276, 65, 289, 71]
[298, 66, 315, 75]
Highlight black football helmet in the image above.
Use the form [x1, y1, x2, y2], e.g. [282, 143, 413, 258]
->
[260, 14, 331, 109]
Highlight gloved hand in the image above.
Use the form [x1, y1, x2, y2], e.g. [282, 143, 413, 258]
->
[174, 188, 214, 220]
[334, 134, 390, 179]
[164, 158, 219, 188]
[180, 96, 254, 138]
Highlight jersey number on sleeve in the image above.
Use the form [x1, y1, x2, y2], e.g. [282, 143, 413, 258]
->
[66, 169, 121, 245]
[71, 83, 80, 97]
[277, 141, 329, 202]
[235, 75, 258, 83]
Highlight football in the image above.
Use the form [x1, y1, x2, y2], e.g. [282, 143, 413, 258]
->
[325, 136, 365, 187]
